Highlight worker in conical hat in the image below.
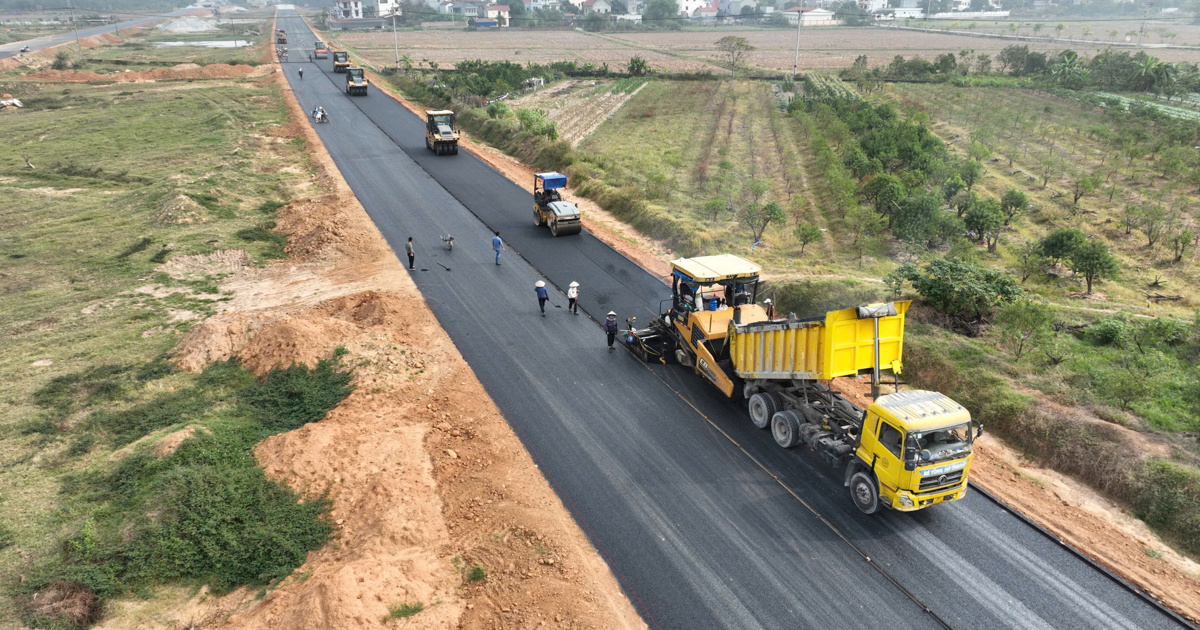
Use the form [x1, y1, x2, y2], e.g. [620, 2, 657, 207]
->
[567, 281, 580, 315]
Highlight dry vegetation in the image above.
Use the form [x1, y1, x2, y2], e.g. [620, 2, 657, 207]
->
[506, 78, 649, 146]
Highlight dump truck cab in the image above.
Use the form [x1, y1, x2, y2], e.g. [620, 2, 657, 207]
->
[313, 40, 328, 59]
[852, 390, 977, 512]
[425, 110, 459, 155]
[332, 50, 350, 72]
[344, 66, 368, 95]
[532, 172, 582, 236]
[275, 29, 287, 43]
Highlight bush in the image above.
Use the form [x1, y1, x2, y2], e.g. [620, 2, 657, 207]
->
[1130, 459, 1200, 555]
[897, 258, 1023, 332]
[52, 50, 71, 71]
[240, 359, 354, 434]
[486, 101, 510, 119]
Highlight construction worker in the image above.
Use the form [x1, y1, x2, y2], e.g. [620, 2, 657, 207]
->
[535, 280, 549, 316]
[492, 231, 504, 265]
[764, 298, 774, 320]
[567, 281, 580, 315]
[604, 311, 618, 351]
[298, 67, 304, 80]
[405, 237, 414, 270]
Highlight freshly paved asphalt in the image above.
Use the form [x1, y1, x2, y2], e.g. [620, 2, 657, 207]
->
[0, 9, 193, 60]
[276, 11, 1186, 629]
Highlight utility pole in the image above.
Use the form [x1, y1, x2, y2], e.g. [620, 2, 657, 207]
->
[792, 12, 801, 76]
[391, 10, 400, 69]
[67, 0, 81, 52]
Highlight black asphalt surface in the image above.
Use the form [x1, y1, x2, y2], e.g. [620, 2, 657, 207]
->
[0, 9, 193, 60]
[276, 11, 1186, 629]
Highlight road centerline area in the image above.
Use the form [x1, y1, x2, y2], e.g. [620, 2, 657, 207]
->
[274, 11, 1188, 630]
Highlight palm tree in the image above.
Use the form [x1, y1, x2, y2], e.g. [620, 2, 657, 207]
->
[1107, 29, 1118, 42]
[1055, 23, 1065, 39]
[1082, 25, 1092, 39]
[1032, 23, 1044, 36]
[1052, 52, 1089, 89]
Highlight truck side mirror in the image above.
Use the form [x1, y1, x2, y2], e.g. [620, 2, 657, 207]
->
[975, 423, 984, 439]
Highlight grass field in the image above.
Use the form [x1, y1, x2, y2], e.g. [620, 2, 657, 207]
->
[335, 24, 1200, 75]
[0, 65, 338, 627]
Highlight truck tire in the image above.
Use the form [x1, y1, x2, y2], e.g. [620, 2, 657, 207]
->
[747, 393, 780, 430]
[771, 410, 802, 448]
[849, 472, 881, 515]
[533, 208, 543, 226]
[550, 220, 560, 237]
[451, 144, 458, 155]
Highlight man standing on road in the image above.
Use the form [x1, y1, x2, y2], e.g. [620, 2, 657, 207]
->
[604, 311, 618, 352]
[567, 281, 580, 315]
[535, 280, 549, 316]
[298, 67, 304, 80]
[763, 298, 774, 320]
[492, 231, 504, 265]
[405, 237, 414, 270]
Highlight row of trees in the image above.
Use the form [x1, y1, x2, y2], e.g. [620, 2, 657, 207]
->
[855, 46, 1200, 98]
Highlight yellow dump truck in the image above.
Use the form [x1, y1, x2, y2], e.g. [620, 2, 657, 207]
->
[275, 29, 286, 44]
[626, 254, 979, 514]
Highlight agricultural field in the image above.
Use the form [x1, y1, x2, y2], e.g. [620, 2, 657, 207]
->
[505, 77, 649, 146]
[334, 24, 1198, 74]
[885, 82, 1200, 310]
[920, 17, 1200, 47]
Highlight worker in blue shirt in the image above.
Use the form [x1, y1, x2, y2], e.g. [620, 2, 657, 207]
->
[535, 280, 549, 316]
[492, 231, 504, 265]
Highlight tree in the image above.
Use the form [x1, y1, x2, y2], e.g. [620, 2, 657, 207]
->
[52, 50, 71, 70]
[794, 223, 823, 255]
[1137, 204, 1168, 247]
[1052, 52, 1089, 89]
[862, 173, 905, 225]
[628, 55, 650, 76]
[741, 201, 785, 243]
[642, 0, 679, 23]
[1170, 228, 1194, 263]
[1054, 22, 1065, 38]
[1070, 175, 1098, 205]
[897, 258, 1024, 332]
[999, 189, 1027, 225]
[1039, 228, 1086, 265]
[1070, 239, 1119, 294]
[975, 53, 992, 74]
[582, 11, 607, 31]
[994, 299, 1052, 359]
[1032, 23, 1043, 36]
[964, 198, 1004, 252]
[715, 36, 755, 73]
[704, 198, 725, 220]
[1014, 241, 1045, 283]
[959, 159, 983, 190]
[892, 193, 943, 246]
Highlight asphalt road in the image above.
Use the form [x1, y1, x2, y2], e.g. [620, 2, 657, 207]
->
[0, 9, 192, 60]
[276, 11, 1187, 629]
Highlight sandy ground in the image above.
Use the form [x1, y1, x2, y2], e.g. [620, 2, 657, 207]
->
[357, 62, 1200, 623]
[94, 55, 646, 630]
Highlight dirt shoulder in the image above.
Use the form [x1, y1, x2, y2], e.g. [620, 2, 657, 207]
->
[98, 59, 645, 629]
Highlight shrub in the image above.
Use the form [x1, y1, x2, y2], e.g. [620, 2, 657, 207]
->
[897, 258, 1023, 332]
[769, 278, 883, 320]
[389, 602, 425, 618]
[467, 565, 487, 582]
[52, 50, 71, 71]
[240, 359, 354, 434]
[485, 101, 510, 119]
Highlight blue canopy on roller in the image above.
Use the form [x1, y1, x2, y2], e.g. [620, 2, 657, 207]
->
[535, 172, 568, 190]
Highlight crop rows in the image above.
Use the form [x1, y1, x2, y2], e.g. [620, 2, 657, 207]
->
[802, 74, 860, 103]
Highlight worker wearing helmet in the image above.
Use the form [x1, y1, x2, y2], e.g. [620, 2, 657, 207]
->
[604, 311, 619, 352]
[764, 298, 775, 320]
[535, 280, 549, 316]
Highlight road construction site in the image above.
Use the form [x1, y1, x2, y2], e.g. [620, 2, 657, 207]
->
[273, 9, 1189, 629]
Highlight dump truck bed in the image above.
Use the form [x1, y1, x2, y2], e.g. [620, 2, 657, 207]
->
[729, 301, 909, 381]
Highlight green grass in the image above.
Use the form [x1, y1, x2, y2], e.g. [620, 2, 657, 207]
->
[0, 75, 314, 628]
[388, 602, 424, 618]
[466, 565, 487, 582]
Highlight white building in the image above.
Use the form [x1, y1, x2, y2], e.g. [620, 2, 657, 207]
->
[857, 0, 887, 11]
[678, 0, 708, 15]
[782, 6, 839, 25]
[378, 0, 401, 16]
[582, 0, 612, 12]
[483, 3, 511, 23]
[891, 6, 924, 18]
[334, 0, 363, 18]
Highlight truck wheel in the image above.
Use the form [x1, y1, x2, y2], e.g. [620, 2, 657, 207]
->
[771, 410, 802, 448]
[849, 472, 881, 515]
[550, 221, 560, 237]
[747, 393, 780, 430]
[533, 209, 543, 226]
[451, 145, 458, 155]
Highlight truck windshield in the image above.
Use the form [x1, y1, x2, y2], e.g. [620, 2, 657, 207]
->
[907, 423, 972, 463]
[432, 114, 453, 126]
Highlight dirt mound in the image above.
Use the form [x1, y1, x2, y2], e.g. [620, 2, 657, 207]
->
[26, 581, 101, 628]
[173, 310, 358, 375]
[154, 193, 207, 224]
[277, 194, 383, 263]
